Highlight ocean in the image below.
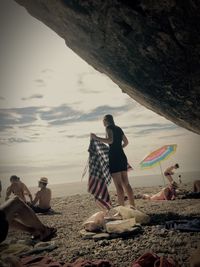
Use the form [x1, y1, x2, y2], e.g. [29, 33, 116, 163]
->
[0, 170, 199, 199]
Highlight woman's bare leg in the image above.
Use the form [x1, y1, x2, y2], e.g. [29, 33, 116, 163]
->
[121, 171, 135, 207]
[166, 174, 173, 183]
[112, 172, 125, 206]
[10, 219, 34, 234]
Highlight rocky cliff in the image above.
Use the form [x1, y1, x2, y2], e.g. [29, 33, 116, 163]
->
[15, 0, 200, 134]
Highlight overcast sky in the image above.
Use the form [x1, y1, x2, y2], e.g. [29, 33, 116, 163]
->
[0, 0, 200, 186]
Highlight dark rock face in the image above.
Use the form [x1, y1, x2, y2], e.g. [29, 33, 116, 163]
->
[15, 0, 200, 134]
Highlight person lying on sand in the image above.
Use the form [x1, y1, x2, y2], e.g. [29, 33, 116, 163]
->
[5, 175, 33, 203]
[140, 181, 178, 201]
[164, 163, 179, 184]
[29, 177, 51, 213]
[0, 196, 56, 244]
[181, 180, 200, 199]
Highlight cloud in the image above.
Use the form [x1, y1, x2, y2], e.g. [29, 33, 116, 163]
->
[76, 104, 132, 122]
[0, 102, 132, 131]
[79, 87, 102, 94]
[77, 72, 101, 94]
[0, 106, 39, 131]
[0, 137, 31, 145]
[39, 104, 81, 125]
[65, 135, 76, 138]
[158, 133, 187, 139]
[34, 78, 45, 87]
[21, 94, 43, 100]
[0, 125, 13, 132]
[43, 104, 132, 126]
[132, 123, 178, 136]
[41, 68, 53, 73]
[8, 137, 29, 143]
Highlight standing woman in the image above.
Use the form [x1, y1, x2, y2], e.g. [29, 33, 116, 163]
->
[91, 114, 135, 207]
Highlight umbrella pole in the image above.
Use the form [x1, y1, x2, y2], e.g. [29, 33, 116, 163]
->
[159, 162, 166, 186]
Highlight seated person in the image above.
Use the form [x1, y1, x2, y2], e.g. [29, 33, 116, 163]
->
[164, 163, 179, 184]
[0, 196, 56, 244]
[0, 180, 2, 197]
[5, 175, 33, 203]
[193, 180, 200, 193]
[178, 175, 182, 184]
[142, 182, 178, 200]
[30, 177, 51, 213]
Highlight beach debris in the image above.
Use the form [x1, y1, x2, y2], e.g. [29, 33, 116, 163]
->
[0, 243, 30, 256]
[105, 218, 136, 234]
[114, 206, 150, 224]
[165, 219, 200, 232]
[79, 229, 97, 239]
[92, 233, 110, 240]
[20, 241, 57, 256]
[82, 211, 105, 232]
[131, 252, 179, 267]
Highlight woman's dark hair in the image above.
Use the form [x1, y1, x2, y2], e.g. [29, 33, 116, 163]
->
[104, 114, 115, 125]
[0, 210, 9, 243]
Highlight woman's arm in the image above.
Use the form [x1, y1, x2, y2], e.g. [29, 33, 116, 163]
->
[91, 128, 113, 144]
[122, 134, 129, 148]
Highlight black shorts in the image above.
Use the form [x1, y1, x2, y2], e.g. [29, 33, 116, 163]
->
[109, 152, 128, 174]
[30, 205, 51, 214]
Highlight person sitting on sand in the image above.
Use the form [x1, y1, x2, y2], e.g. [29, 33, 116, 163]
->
[178, 175, 182, 184]
[141, 181, 178, 201]
[0, 180, 2, 198]
[30, 177, 51, 213]
[0, 196, 56, 244]
[5, 175, 33, 203]
[193, 180, 200, 193]
[164, 163, 179, 184]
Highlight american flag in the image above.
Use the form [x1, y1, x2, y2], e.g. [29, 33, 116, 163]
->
[84, 139, 133, 210]
[88, 139, 112, 210]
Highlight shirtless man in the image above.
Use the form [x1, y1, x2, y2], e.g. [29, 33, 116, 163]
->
[164, 163, 179, 183]
[30, 177, 51, 213]
[143, 182, 178, 200]
[5, 175, 33, 203]
[193, 180, 200, 193]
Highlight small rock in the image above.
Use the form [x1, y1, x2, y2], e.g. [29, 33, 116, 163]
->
[79, 229, 96, 239]
[93, 233, 110, 240]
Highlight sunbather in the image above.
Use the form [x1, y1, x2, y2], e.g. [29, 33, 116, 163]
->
[5, 175, 33, 203]
[0, 180, 2, 198]
[141, 182, 178, 200]
[193, 180, 200, 193]
[30, 177, 51, 213]
[0, 196, 56, 244]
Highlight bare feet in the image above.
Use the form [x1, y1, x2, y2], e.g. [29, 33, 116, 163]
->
[32, 227, 57, 241]
[40, 227, 57, 241]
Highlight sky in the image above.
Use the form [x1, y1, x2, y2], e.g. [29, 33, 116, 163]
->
[0, 0, 200, 187]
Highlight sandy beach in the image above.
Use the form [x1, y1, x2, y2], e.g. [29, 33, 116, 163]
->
[1, 182, 200, 267]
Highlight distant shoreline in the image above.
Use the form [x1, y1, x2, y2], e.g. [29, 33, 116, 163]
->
[0, 170, 199, 200]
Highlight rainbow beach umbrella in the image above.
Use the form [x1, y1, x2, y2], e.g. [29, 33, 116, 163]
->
[140, 144, 177, 184]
